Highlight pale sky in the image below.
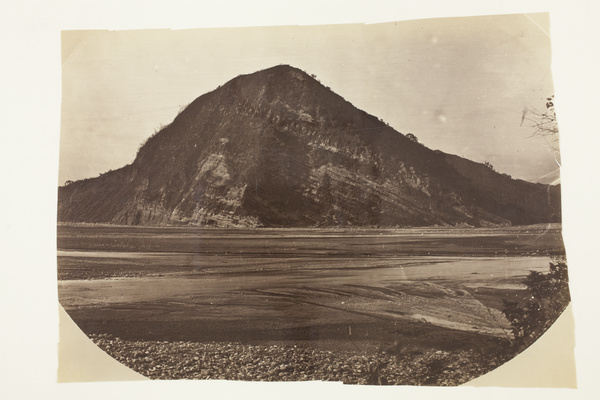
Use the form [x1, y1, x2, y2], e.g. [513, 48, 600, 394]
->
[60, 13, 558, 185]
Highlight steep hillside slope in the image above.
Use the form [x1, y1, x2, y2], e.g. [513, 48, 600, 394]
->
[441, 152, 561, 225]
[58, 65, 560, 227]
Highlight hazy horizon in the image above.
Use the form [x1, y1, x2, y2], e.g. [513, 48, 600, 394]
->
[60, 14, 559, 185]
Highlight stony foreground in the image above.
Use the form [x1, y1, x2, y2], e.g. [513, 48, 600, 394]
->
[89, 334, 507, 385]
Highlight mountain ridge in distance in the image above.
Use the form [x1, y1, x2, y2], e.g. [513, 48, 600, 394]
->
[58, 64, 561, 228]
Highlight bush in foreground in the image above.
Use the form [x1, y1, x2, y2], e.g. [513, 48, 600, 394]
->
[502, 257, 570, 352]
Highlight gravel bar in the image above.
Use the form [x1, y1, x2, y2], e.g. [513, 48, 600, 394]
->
[89, 334, 505, 385]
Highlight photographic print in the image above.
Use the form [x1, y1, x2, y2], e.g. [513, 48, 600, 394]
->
[57, 14, 570, 385]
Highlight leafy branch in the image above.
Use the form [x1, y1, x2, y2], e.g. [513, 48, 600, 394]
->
[521, 95, 559, 151]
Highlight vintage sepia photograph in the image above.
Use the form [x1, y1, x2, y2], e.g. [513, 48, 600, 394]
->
[57, 14, 571, 386]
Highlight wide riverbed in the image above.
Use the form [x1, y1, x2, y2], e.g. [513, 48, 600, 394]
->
[58, 224, 565, 347]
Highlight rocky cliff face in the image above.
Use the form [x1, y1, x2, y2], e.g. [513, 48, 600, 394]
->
[58, 65, 561, 227]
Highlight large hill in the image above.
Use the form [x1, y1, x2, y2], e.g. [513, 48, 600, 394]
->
[57, 65, 561, 227]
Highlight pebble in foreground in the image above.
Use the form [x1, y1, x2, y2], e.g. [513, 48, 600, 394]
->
[90, 334, 505, 386]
